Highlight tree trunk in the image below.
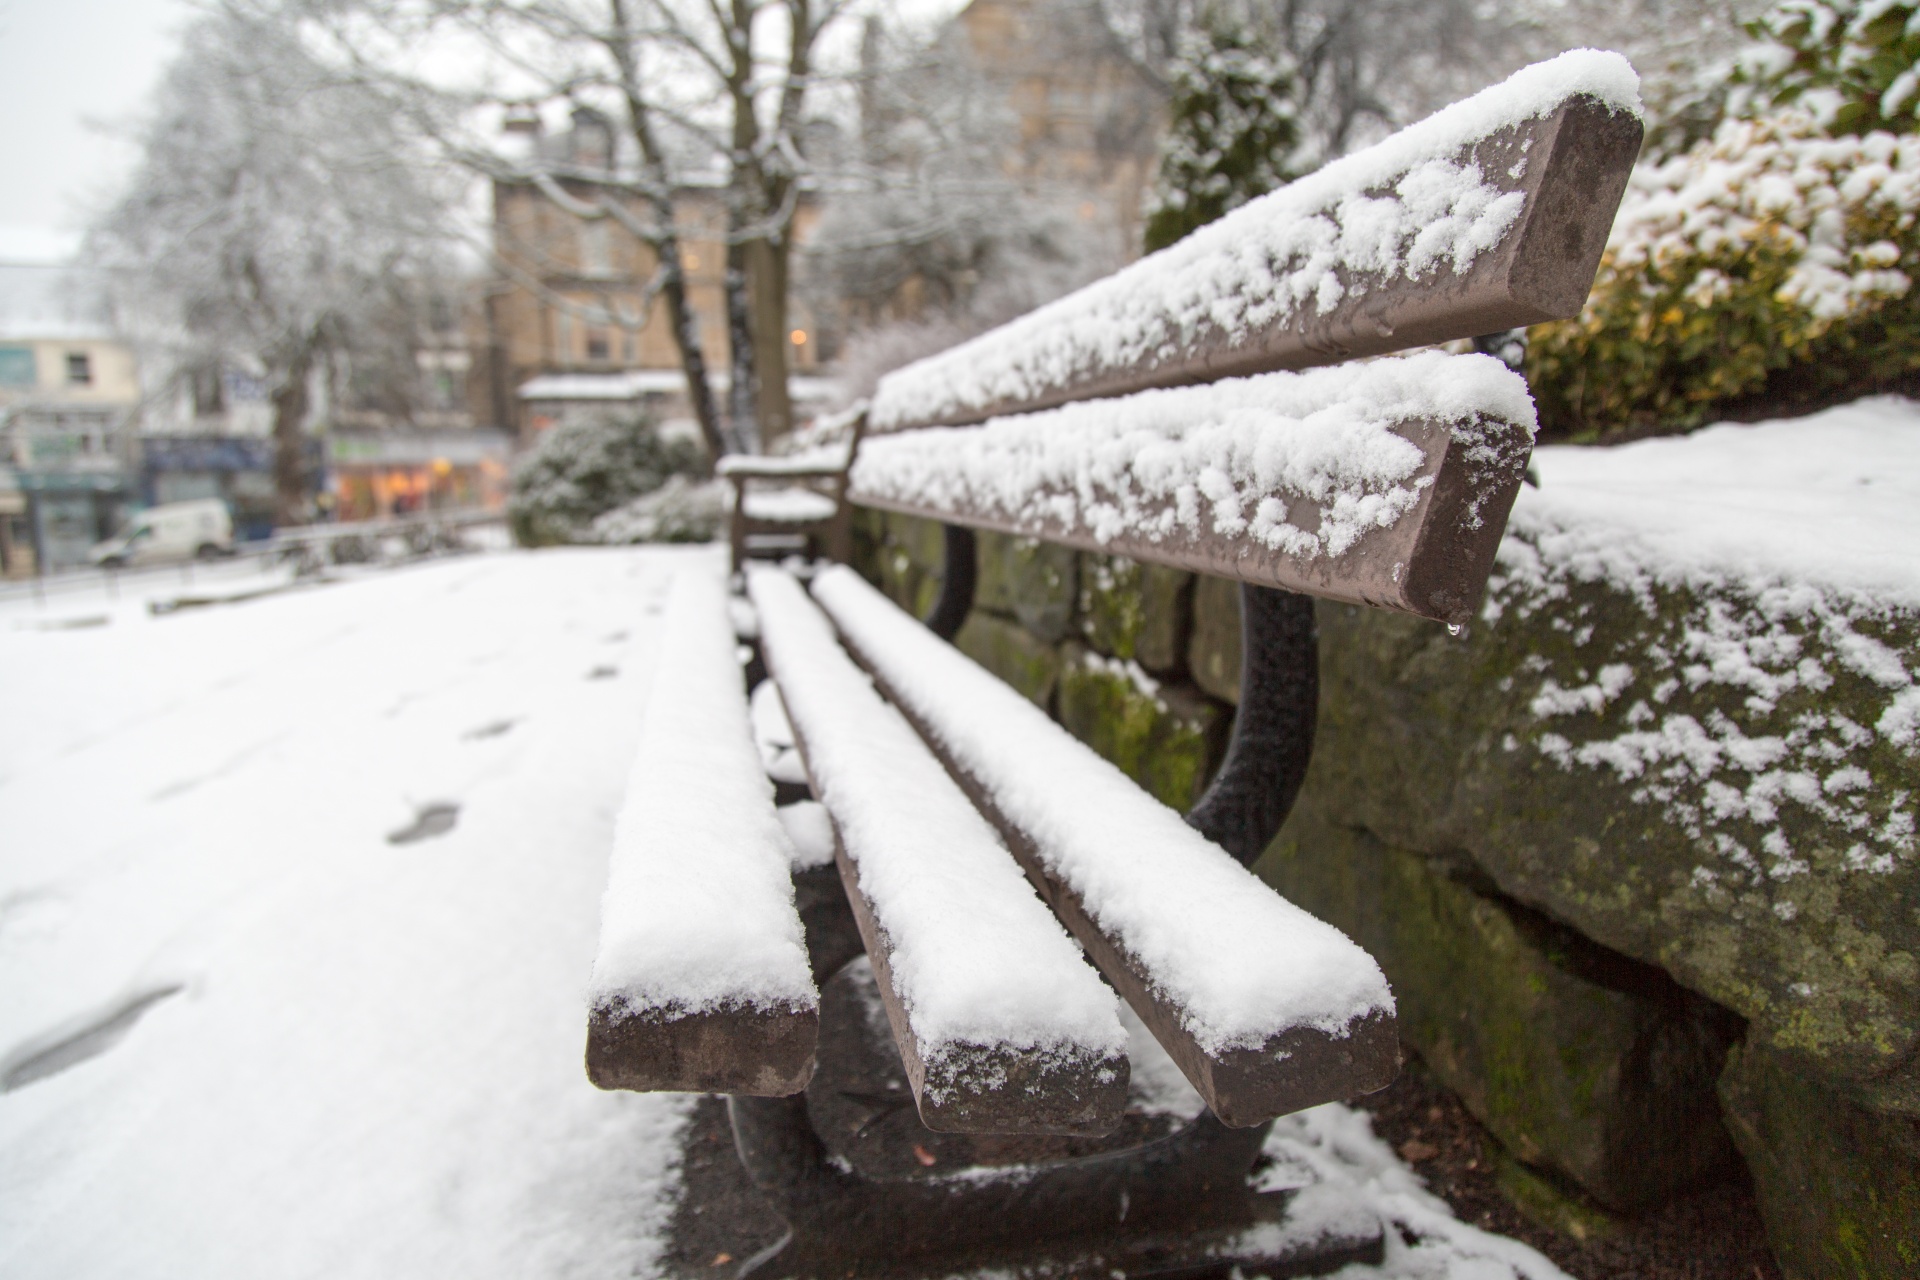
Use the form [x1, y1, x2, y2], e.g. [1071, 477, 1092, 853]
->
[608, 0, 726, 464]
[749, 235, 793, 444]
[724, 234, 760, 454]
[659, 246, 728, 465]
[270, 345, 315, 527]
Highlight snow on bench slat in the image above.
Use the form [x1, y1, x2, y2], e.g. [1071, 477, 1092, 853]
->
[747, 565, 1129, 1134]
[869, 50, 1642, 431]
[810, 565, 1397, 1127]
[853, 352, 1537, 625]
[586, 568, 818, 1096]
[740, 488, 840, 523]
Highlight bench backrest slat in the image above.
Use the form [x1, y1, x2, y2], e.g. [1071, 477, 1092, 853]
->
[852, 351, 1534, 625]
[868, 53, 1642, 434]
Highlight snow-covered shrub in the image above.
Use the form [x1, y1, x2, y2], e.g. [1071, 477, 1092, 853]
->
[507, 415, 707, 546]
[1142, 24, 1300, 253]
[1529, 108, 1920, 437]
[1732, 0, 1920, 137]
[589, 476, 727, 545]
[1529, 0, 1920, 439]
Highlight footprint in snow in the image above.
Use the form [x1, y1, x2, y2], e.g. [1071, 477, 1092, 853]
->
[587, 665, 619, 680]
[2, 985, 185, 1093]
[388, 802, 460, 845]
[462, 719, 517, 741]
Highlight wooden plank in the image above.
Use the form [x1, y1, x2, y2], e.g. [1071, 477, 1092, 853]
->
[748, 567, 1129, 1136]
[850, 358, 1535, 625]
[809, 567, 1401, 1128]
[585, 569, 819, 1096]
[869, 92, 1641, 432]
[587, 1003, 817, 1095]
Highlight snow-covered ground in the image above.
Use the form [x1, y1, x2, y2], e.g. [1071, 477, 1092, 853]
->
[0, 544, 1567, 1279]
[1, 547, 697, 1279]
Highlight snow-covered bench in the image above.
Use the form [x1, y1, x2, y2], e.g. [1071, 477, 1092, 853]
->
[717, 412, 865, 572]
[588, 50, 1643, 1274]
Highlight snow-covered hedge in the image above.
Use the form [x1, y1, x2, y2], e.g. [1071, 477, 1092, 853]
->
[590, 476, 727, 545]
[1529, 108, 1920, 436]
[1529, 0, 1920, 437]
[507, 416, 708, 547]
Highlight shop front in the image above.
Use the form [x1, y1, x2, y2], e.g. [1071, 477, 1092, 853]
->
[328, 429, 511, 521]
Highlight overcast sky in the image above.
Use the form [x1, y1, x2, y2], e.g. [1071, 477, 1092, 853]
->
[0, 0, 194, 260]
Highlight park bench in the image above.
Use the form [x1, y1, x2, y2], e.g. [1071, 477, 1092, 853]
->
[718, 427, 865, 573]
[588, 50, 1642, 1278]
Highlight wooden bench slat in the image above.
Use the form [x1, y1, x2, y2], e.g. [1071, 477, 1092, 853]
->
[586, 569, 820, 1095]
[852, 351, 1534, 625]
[747, 566, 1131, 1135]
[809, 565, 1400, 1127]
[867, 53, 1642, 433]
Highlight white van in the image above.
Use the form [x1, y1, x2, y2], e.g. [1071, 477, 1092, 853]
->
[91, 500, 235, 568]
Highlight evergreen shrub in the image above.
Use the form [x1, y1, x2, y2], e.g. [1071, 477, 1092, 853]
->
[507, 415, 707, 546]
[1528, 0, 1920, 438]
[1142, 23, 1300, 253]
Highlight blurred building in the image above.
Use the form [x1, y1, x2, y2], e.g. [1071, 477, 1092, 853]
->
[946, 0, 1164, 263]
[139, 281, 511, 526]
[486, 109, 832, 447]
[322, 282, 510, 521]
[0, 263, 137, 575]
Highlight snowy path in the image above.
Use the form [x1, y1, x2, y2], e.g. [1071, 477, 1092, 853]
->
[0, 547, 705, 1280]
[0, 544, 1568, 1280]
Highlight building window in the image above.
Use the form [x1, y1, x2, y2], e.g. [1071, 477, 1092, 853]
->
[0, 346, 33, 388]
[66, 352, 92, 385]
[586, 328, 610, 362]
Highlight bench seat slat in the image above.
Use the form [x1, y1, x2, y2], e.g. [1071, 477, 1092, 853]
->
[868, 52, 1642, 432]
[852, 352, 1534, 625]
[586, 569, 819, 1095]
[748, 566, 1130, 1135]
[810, 565, 1399, 1127]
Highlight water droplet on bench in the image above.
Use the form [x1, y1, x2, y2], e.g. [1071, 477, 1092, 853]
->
[388, 802, 459, 845]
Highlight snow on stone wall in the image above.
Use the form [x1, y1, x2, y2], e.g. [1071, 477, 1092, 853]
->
[1483, 399, 1918, 1061]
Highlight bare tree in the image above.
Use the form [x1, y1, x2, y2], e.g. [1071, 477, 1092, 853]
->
[90, 8, 456, 525]
[304, 0, 855, 456]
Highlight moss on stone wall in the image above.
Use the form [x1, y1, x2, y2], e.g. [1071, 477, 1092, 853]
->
[1721, 1039, 1920, 1280]
[1263, 790, 1740, 1211]
[842, 502, 1920, 1271]
[1078, 554, 1192, 674]
[1056, 644, 1223, 810]
[1300, 573, 1920, 1101]
[977, 532, 1078, 643]
[954, 611, 1061, 709]
[1188, 573, 1243, 704]
[1288, 539, 1919, 1268]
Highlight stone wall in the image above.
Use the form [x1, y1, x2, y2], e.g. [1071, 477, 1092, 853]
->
[849, 505, 1919, 1280]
